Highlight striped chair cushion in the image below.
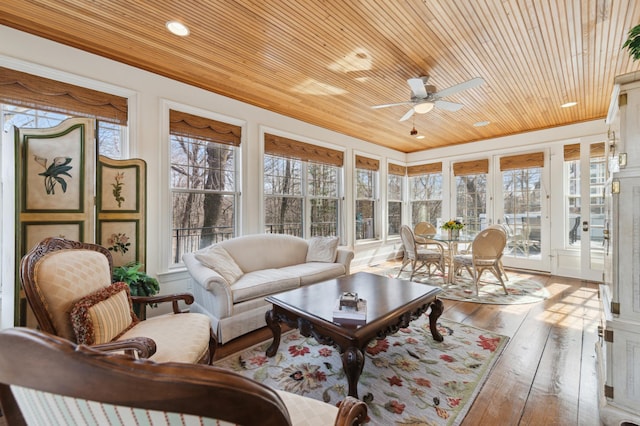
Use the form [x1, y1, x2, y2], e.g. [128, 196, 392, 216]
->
[70, 282, 138, 345]
[11, 386, 234, 425]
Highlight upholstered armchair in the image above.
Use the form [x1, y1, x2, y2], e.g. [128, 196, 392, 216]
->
[20, 237, 215, 364]
[0, 328, 368, 426]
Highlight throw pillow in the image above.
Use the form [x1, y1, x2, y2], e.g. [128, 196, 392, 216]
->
[306, 236, 339, 263]
[70, 282, 138, 345]
[194, 244, 244, 285]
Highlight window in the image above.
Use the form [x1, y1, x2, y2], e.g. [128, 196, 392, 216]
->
[308, 162, 340, 236]
[264, 133, 343, 238]
[0, 67, 128, 158]
[387, 164, 405, 236]
[264, 155, 303, 235]
[408, 163, 443, 228]
[453, 159, 488, 234]
[2, 106, 125, 158]
[355, 155, 379, 240]
[169, 110, 240, 264]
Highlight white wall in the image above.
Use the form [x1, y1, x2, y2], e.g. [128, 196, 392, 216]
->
[0, 25, 611, 326]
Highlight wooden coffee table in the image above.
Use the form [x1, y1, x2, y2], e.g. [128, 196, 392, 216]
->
[265, 272, 444, 398]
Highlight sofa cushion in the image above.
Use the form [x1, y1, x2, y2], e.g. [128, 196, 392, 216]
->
[231, 269, 300, 303]
[305, 236, 339, 263]
[195, 244, 244, 285]
[221, 234, 308, 273]
[279, 262, 346, 286]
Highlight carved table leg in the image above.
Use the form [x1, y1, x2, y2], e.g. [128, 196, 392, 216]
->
[265, 309, 281, 357]
[428, 298, 444, 342]
[341, 346, 365, 398]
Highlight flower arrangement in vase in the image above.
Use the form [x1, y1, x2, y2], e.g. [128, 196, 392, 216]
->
[442, 219, 464, 239]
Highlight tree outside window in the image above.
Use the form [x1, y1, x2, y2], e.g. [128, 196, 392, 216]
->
[264, 155, 303, 236]
[264, 155, 341, 237]
[356, 168, 377, 240]
[387, 172, 403, 236]
[169, 111, 239, 264]
[410, 173, 442, 227]
[455, 173, 486, 233]
[308, 162, 340, 236]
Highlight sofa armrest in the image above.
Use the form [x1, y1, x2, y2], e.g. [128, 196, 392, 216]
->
[336, 246, 354, 275]
[182, 253, 234, 319]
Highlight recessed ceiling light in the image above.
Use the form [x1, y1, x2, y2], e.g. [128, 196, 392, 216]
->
[473, 121, 490, 127]
[561, 101, 577, 108]
[166, 21, 189, 36]
[416, 135, 425, 139]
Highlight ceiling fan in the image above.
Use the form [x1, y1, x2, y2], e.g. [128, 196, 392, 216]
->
[371, 76, 485, 121]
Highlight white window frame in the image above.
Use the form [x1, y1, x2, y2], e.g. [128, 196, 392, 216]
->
[387, 165, 404, 238]
[355, 165, 379, 241]
[264, 154, 342, 238]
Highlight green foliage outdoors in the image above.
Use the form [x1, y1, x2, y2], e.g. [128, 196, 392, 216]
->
[623, 24, 640, 61]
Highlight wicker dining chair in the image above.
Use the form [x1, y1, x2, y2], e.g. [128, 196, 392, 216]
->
[414, 220, 450, 254]
[398, 225, 446, 280]
[452, 227, 508, 295]
[486, 224, 510, 281]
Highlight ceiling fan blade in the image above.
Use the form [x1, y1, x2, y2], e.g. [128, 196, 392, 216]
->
[399, 108, 415, 122]
[407, 77, 428, 98]
[371, 101, 414, 109]
[434, 77, 485, 99]
[434, 100, 464, 111]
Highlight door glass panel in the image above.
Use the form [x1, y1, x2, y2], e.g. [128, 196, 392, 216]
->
[502, 167, 542, 259]
[566, 160, 581, 247]
[589, 153, 606, 270]
[455, 173, 486, 233]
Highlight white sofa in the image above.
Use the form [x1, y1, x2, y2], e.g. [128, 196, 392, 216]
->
[183, 234, 354, 344]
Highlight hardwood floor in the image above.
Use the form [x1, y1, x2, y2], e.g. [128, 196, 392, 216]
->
[213, 261, 602, 426]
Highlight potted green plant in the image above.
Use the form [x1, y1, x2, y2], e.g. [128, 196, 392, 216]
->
[112, 262, 160, 317]
[623, 24, 640, 61]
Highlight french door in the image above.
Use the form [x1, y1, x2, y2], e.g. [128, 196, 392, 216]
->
[492, 151, 551, 272]
[554, 141, 606, 281]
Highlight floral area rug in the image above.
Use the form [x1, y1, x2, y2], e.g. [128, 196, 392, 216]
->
[215, 316, 509, 425]
[379, 266, 550, 305]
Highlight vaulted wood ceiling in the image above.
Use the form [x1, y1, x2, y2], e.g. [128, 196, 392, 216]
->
[2, 0, 640, 153]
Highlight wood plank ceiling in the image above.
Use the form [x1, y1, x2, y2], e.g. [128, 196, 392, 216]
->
[1, 0, 640, 153]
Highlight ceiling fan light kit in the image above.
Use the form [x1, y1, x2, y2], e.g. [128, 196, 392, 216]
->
[414, 102, 435, 114]
[372, 75, 485, 121]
